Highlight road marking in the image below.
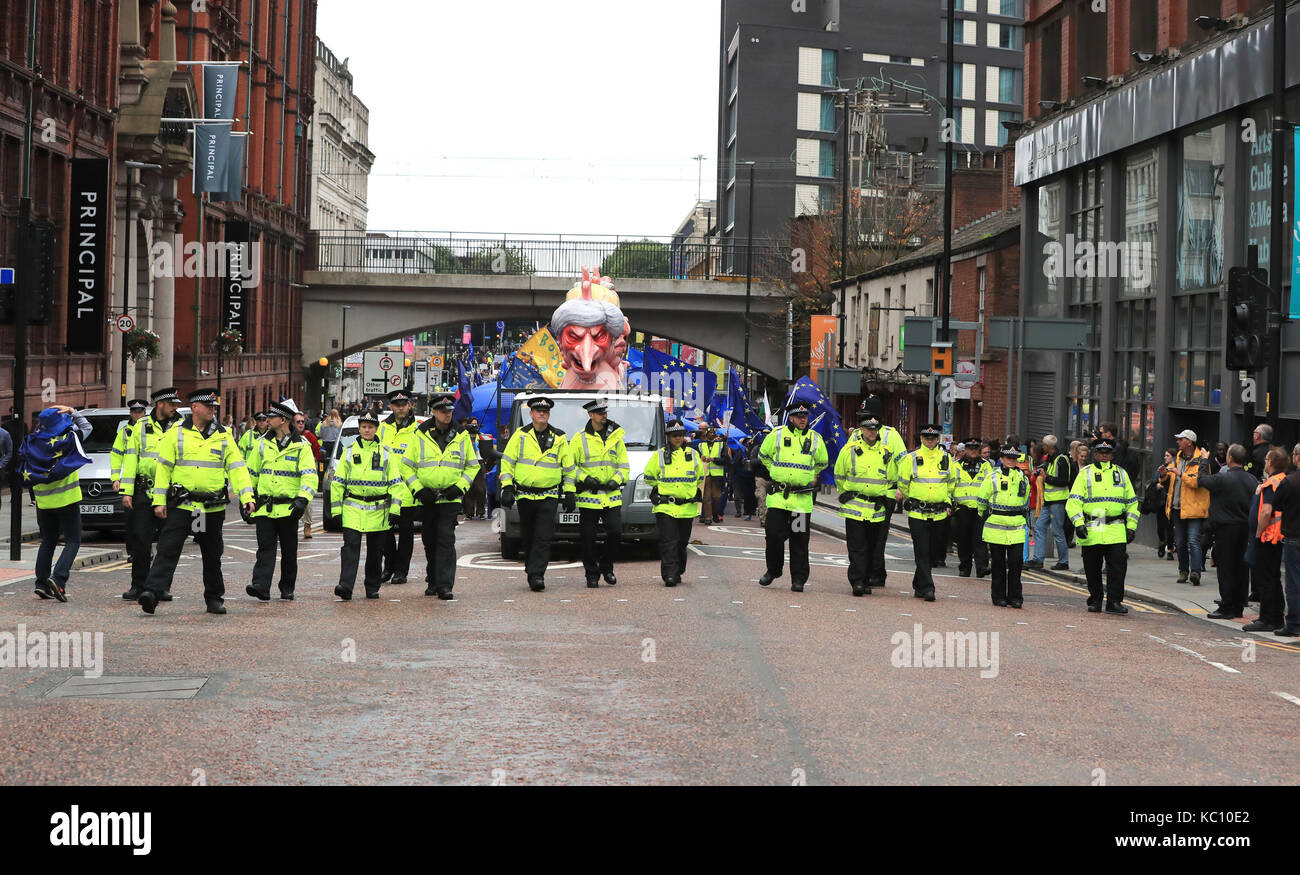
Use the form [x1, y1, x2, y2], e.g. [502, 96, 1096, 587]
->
[1272, 692, 1300, 707]
[1148, 634, 1242, 674]
[900, 613, 911, 617]
[616, 599, 627, 602]
[674, 598, 685, 602]
[1015, 621, 1028, 625]
[789, 605, 801, 608]
[845, 609, 857, 612]
[226, 544, 257, 554]
[560, 599, 572, 603]
[731, 600, 743, 604]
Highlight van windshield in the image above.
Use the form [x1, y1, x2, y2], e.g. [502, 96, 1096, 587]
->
[81, 415, 129, 454]
[512, 398, 663, 448]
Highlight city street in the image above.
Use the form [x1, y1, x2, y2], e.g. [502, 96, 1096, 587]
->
[3, 511, 1297, 785]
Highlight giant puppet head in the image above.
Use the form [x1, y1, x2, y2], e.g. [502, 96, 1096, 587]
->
[552, 267, 630, 389]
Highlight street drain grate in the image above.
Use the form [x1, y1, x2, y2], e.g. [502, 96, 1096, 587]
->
[46, 676, 208, 700]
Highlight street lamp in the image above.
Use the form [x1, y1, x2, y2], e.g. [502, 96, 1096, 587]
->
[826, 86, 851, 369]
[120, 160, 162, 406]
[340, 304, 351, 403]
[318, 356, 329, 413]
[741, 161, 756, 395]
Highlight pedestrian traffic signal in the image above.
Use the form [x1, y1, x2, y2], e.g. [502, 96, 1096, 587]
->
[1226, 266, 1267, 371]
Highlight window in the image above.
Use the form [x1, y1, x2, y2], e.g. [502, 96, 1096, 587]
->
[800, 47, 837, 86]
[1066, 165, 1105, 437]
[925, 277, 935, 316]
[1112, 298, 1157, 475]
[795, 184, 821, 216]
[1123, 147, 1159, 297]
[985, 110, 1020, 146]
[988, 22, 1022, 49]
[1039, 19, 1062, 102]
[1176, 125, 1225, 291]
[795, 138, 820, 176]
[819, 139, 836, 177]
[1074, 8, 1107, 84]
[943, 19, 979, 45]
[990, 0, 1023, 15]
[1130, 0, 1158, 54]
[796, 93, 835, 132]
[959, 107, 976, 144]
[1170, 293, 1222, 407]
[998, 68, 1021, 104]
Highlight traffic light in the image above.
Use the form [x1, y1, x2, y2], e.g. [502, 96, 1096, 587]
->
[1226, 266, 1267, 371]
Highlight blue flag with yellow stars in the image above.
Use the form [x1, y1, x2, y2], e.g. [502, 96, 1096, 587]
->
[18, 408, 91, 486]
[630, 346, 716, 417]
[782, 377, 847, 485]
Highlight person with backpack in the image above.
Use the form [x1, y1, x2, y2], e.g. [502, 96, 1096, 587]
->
[22, 405, 93, 601]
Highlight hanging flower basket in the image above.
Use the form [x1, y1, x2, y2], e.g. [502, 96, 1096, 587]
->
[123, 327, 161, 362]
[213, 328, 244, 357]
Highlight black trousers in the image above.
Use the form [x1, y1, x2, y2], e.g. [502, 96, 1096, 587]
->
[933, 516, 950, 565]
[1213, 521, 1248, 614]
[339, 528, 385, 593]
[579, 506, 622, 579]
[1081, 542, 1127, 604]
[907, 516, 942, 594]
[145, 509, 226, 602]
[989, 543, 1023, 604]
[251, 515, 299, 596]
[463, 470, 486, 518]
[383, 505, 416, 577]
[951, 507, 989, 573]
[420, 501, 460, 592]
[765, 508, 810, 583]
[844, 518, 887, 590]
[656, 513, 693, 581]
[517, 497, 558, 579]
[127, 486, 163, 589]
[1255, 541, 1284, 626]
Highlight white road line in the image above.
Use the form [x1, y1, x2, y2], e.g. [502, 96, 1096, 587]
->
[1272, 691, 1300, 707]
[1148, 634, 1242, 674]
[226, 544, 257, 554]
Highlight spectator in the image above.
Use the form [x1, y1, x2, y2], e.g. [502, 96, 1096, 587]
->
[1201, 444, 1259, 619]
[1140, 448, 1177, 560]
[747, 428, 773, 526]
[1164, 429, 1211, 585]
[1268, 444, 1300, 637]
[1248, 447, 1291, 632]
[1100, 422, 1142, 486]
[732, 438, 756, 520]
[293, 411, 322, 539]
[462, 417, 487, 520]
[1250, 424, 1273, 479]
[1028, 435, 1072, 570]
[980, 441, 992, 462]
[319, 409, 343, 459]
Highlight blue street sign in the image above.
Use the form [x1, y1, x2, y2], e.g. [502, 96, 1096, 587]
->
[0, 268, 13, 285]
[496, 321, 505, 332]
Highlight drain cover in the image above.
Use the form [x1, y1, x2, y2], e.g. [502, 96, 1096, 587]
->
[46, 676, 208, 700]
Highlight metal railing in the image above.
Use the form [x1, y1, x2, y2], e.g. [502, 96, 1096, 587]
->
[309, 232, 791, 281]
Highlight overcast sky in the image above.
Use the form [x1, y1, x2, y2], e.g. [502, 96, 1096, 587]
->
[316, 0, 720, 237]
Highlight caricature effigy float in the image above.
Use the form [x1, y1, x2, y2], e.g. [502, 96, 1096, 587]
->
[549, 267, 631, 390]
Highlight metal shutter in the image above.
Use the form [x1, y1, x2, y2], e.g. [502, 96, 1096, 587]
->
[1025, 371, 1056, 440]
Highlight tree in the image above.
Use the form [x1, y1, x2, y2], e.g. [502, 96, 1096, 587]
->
[600, 239, 671, 279]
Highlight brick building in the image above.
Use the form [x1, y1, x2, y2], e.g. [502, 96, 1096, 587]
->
[1015, 0, 1299, 480]
[0, 0, 119, 411]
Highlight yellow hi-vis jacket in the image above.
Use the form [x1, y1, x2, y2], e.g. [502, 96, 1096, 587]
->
[643, 444, 705, 519]
[698, 437, 728, 477]
[247, 432, 318, 519]
[953, 456, 993, 510]
[401, 422, 478, 504]
[1067, 461, 1138, 546]
[331, 436, 403, 532]
[378, 415, 423, 510]
[897, 444, 956, 520]
[834, 430, 896, 523]
[120, 412, 184, 493]
[151, 417, 254, 514]
[500, 425, 572, 500]
[759, 425, 828, 513]
[110, 419, 139, 483]
[977, 465, 1030, 545]
[565, 421, 630, 510]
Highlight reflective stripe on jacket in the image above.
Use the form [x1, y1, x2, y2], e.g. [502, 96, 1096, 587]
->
[834, 432, 896, 523]
[953, 457, 992, 509]
[565, 422, 630, 510]
[977, 467, 1030, 545]
[643, 445, 705, 519]
[330, 437, 402, 532]
[897, 445, 955, 520]
[120, 414, 183, 491]
[401, 424, 478, 503]
[248, 434, 318, 519]
[758, 425, 828, 513]
[1066, 461, 1138, 546]
[151, 418, 254, 513]
[500, 426, 571, 500]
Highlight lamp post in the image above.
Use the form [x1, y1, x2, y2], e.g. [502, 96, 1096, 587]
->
[341, 304, 350, 402]
[827, 86, 851, 369]
[318, 356, 329, 412]
[120, 160, 161, 406]
[741, 161, 756, 391]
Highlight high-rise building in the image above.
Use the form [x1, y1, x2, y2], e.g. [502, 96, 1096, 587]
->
[310, 39, 373, 234]
[716, 0, 1025, 259]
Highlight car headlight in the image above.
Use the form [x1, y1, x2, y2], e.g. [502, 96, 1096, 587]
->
[632, 476, 652, 504]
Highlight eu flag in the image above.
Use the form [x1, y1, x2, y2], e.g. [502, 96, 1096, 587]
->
[782, 377, 847, 485]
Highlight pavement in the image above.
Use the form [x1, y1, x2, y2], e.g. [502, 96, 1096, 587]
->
[808, 496, 1282, 642]
[0, 494, 125, 582]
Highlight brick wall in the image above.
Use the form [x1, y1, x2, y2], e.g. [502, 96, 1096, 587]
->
[952, 169, 1004, 229]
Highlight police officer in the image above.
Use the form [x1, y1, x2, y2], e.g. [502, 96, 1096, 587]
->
[245, 399, 318, 601]
[119, 387, 184, 601]
[402, 392, 478, 599]
[757, 401, 829, 592]
[697, 426, 729, 524]
[897, 424, 956, 601]
[140, 388, 254, 615]
[499, 396, 573, 592]
[951, 437, 992, 578]
[835, 410, 897, 596]
[1066, 437, 1138, 614]
[978, 445, 1031, 607]
[379, 388, 422, 584]
[643, 418, 705, 586]
[566, 397, 629, 587]
[110, 399, 147, 490]
[238, 411, 268, 457]
[332, 410, 402, 600]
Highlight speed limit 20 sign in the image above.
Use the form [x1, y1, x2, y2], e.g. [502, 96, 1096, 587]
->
[116, 314, 135, 333]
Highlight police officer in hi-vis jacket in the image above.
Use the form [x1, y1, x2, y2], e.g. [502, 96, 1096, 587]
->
[566, 398, 629, 587]
[643, 418, 705, 586]
[977, 445, 1032, 608]
[499, 396, 573, 592]
[835, 410, 898, 596]
[897, 424, 957, 601]
[332, 410, 404, 600]
[379, 388, 422, 584]
[1066, 437, 1139, 614]
[757, 401, 829, 592]
[244, 398, 318, 601]
[119, 387, 184, 601]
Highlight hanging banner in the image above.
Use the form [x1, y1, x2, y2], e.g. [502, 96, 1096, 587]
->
[810, 314, 837, 381]
[1292, 128, 1300, 319]
[203, 63, 239, 121]
[222, 221, 250, 336]
[210, 132, 244, 203]
[66, 158, 109, 353]
[194, 123, 232, 194]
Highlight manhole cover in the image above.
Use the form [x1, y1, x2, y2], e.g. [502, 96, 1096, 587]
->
[46, 676, 208, 700]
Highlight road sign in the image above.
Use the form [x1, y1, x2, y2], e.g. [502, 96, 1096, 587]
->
[362, 350, 389, 395]
[954, 360, 978, 388]
[987, 317, 1090, 350]
[379, 355, 394, 372]
[0, 268, 13, 285]
[496, 321, 505, 332]
[388, 374, 402, 387]
[115, 314, 135, 333]
[430, 355, 444, 368]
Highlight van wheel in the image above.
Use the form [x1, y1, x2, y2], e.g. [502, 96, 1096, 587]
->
[500, 535, 521, 561]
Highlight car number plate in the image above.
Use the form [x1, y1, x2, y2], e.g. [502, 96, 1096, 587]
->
[558, 512, 580, 525]
[80, 504, 115, 514]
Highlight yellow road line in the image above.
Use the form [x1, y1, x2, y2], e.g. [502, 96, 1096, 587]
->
[81, 560, 130, 573]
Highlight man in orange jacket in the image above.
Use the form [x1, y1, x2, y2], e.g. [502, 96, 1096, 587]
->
[1164, 429, 1211, 585]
